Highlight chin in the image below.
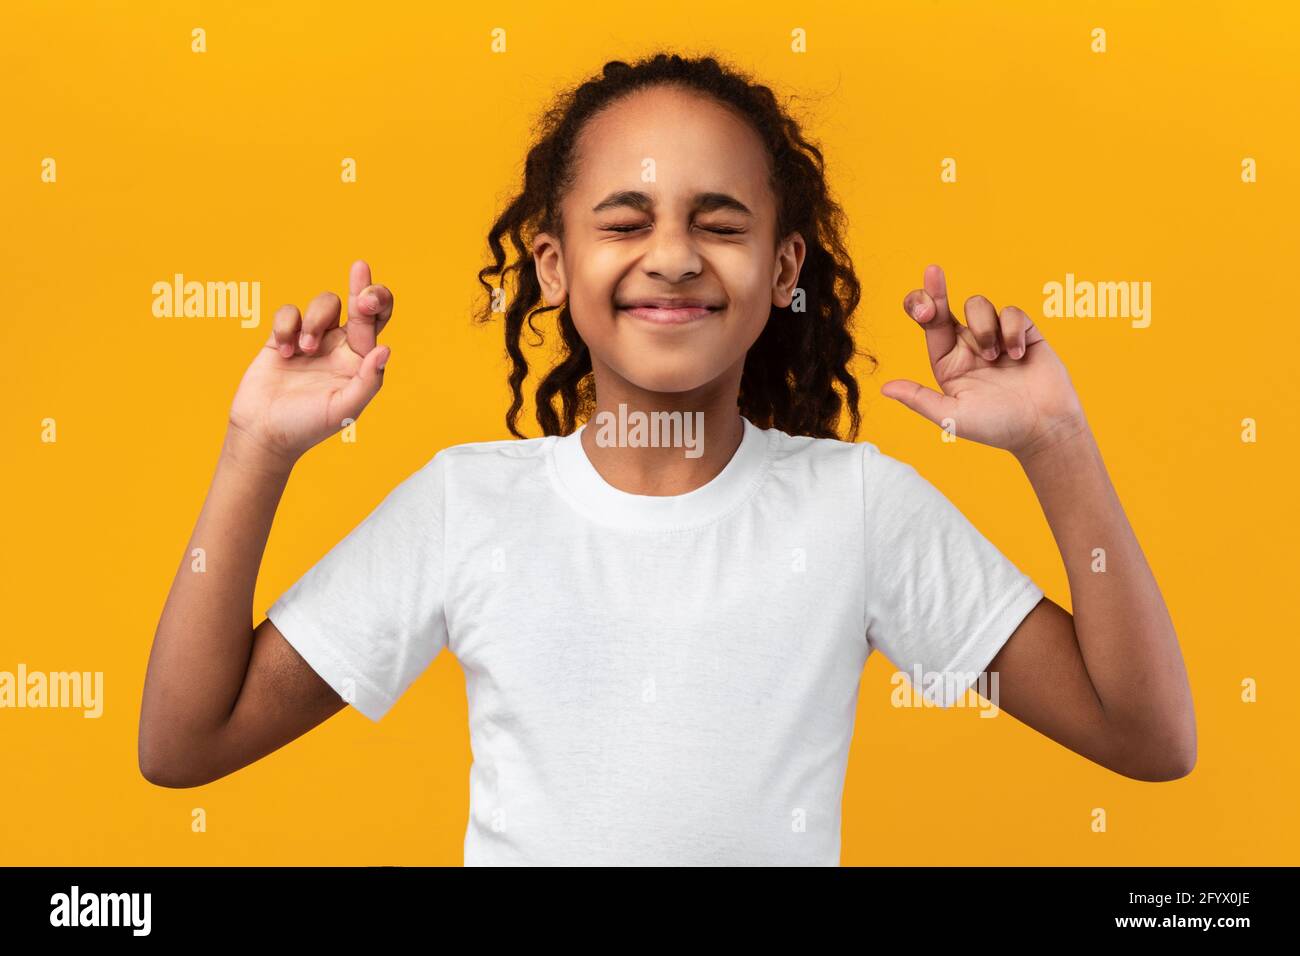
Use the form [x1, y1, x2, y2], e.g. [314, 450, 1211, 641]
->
[609, 356, 724, 395]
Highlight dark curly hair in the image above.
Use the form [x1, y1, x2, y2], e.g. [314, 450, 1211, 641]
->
[475, 51, 872, 441]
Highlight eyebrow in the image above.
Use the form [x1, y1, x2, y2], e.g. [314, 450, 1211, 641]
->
[590, 190, 753, 217]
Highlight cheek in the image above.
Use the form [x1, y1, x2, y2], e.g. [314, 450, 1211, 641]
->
[559, 261, 610, 349]
[721, 250, 776, 324]
[567, 248, 625, 317]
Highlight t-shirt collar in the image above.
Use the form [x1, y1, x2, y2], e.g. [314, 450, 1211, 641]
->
[549, 414, 772, 532]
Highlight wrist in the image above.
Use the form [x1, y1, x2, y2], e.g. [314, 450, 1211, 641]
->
[221, 422, 298, 480]
[1012, 415, 1095, 472]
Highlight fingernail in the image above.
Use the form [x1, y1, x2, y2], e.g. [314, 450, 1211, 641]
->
[279, 343, 294, 358]
[377, 348, 389, 371]
[1011, 345, 1024, 358]
[910, 303, 926, 320]
[983, 347, 998, 360]
[362, 293, 381, 312]
[299, 333, 315, 349]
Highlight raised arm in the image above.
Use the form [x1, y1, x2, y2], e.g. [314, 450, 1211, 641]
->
[139, 261, 395, 788]
[886, 264, 1195, 782]
[988, 423, 1194, 781]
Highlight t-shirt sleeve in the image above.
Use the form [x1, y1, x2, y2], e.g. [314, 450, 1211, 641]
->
[264, 450, 449, 722]
[861, 442, 1044, 707]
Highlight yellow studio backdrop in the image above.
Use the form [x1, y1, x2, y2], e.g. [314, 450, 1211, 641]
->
[2, 0, 1296, 865]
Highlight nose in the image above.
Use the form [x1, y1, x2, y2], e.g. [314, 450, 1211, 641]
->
[640, 221, 703, 283]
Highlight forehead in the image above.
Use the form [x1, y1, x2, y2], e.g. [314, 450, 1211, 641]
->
[568, 85, 773, 212]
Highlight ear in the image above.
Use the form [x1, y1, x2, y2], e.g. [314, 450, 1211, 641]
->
[771, 230, 806, 308]
[532, 231, 568, 306]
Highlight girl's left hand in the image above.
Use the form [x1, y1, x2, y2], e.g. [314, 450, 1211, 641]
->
[882, 264, 1088, 462]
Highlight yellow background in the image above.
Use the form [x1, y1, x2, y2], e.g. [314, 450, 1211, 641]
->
[2, 0, 1295, 865]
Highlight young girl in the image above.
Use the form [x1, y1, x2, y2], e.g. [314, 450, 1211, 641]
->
[140, 53, 1195, 866]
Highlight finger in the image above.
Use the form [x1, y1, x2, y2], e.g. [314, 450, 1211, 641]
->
[880, 379, 959, 428]
[299, 292, 342, 354]
[902, 287, 959, 367]
[964, 294, 1002, 360]
[919, 264, 986, 357]
[270, 304, 302, 358]
[1019, 308, 1047, 349]
[923, 264, 956, 324]
[331, 345, 391, 428]
[347, 282, 394, 355]
[349, 259, 372, 297]
[346, 260, 375, 354]
[902, 288, 934, 323]
[998, 305, 1030, 359]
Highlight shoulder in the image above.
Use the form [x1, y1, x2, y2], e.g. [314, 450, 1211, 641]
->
[756, 426, 934, 510]
[379, 435, 553, 515]
[858, 438, 924, 486]
[753, 426, 882, 506]
[434, 433, 553, 464]
[423, 433, 555, 494]
[760, 426, 859, 467]
[757, 425, 910, 482]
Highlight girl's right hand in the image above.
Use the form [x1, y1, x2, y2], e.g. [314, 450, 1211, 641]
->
[228, 260, 394, 468]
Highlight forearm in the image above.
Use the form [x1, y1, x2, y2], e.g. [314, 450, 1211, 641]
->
[141, 425, 294, 766]
[1016, 419, 1195, 769]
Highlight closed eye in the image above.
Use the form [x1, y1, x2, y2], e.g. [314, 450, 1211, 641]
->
[600, 224, 745, 235]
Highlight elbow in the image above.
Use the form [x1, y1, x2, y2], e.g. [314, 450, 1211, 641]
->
[1111, 714, 1197, 782]
[138, 746, 197, 789]
[138, 726, 210, 789]
[139, 756, 205, 789]
[1125, 744, 1196, 782]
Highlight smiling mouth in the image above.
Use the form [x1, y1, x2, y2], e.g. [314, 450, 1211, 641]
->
[616, 304, 724, 325]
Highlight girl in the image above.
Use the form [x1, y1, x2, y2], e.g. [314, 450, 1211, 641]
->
[140, 53, 1195, 866]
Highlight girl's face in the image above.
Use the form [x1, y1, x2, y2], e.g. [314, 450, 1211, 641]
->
[533, 84, 805, 397]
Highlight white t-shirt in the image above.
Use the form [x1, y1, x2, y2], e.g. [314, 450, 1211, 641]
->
[266, 415, 1044, 866]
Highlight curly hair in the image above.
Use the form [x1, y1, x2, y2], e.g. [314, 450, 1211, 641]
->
[475, 51, 872, 440]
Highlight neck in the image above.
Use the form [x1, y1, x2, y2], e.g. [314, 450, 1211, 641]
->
[579, 360, 745, 496]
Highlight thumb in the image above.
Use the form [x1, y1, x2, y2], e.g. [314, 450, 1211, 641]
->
[880, 379, 955, 428]
[332, 345, 390, 427]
